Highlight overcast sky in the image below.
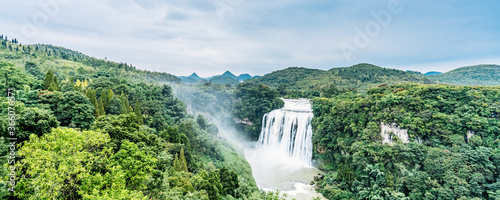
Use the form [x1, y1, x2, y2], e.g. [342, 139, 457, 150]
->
[1, 0, 499, 77]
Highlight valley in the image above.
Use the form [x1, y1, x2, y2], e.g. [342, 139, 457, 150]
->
[1, 35, 500, 200]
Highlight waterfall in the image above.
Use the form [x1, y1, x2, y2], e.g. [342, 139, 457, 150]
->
[257, 99, 314, 166]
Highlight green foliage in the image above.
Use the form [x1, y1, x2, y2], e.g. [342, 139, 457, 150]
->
[85, 88, 100, 117]
[0, 61, 32, 92]
[108, 95, 123, 115]
[261, 190, 287, 200]
[43, 69, 61, 91]
[24, 61, 44, 79]
[15, 128, 112, 199]
[16, 107, 59, 142]
[120, 92, 132, 114]
[0, 36, 270, 200]
[431, 64, 500, 86]
[56, 91, 95, 129]
[134, 100, 143, 125]
[173, 147, 189, 172]
[219, 167, 239, 197]
[247, 63, 434, 92]
[233, 83, 284, 140]
[312, 84, 500, 199]
[110, 140, 157, 191]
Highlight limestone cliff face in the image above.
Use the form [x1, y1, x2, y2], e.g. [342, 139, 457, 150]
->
[381, 122, 422, 145]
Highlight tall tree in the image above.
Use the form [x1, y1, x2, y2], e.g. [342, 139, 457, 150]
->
[120, 92, 132, 114]
[98, 98, 105, 116]
[98, 87, 113, 113]
[43, 70, 56, 90]
[85, 89, 99, 117]
[173, 147, 188, 172]
[108, 96, 123, 115]
[134, 100, 143, 125]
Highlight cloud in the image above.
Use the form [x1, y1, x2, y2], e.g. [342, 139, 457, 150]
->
[1, 0, 499, 76]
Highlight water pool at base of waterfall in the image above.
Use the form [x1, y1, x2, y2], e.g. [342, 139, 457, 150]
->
[245, 146, 326, 200]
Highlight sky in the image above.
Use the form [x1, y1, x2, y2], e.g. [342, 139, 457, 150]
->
[1, 0, 500, 77]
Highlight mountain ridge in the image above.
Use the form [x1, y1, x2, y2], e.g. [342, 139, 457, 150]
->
[246, 63, 435, 91]
[178, 71, 260, 85]
[430, 64, 500, 86]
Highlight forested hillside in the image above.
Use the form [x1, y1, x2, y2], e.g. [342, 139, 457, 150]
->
[312, 84, 500, 199]
[0, 35, 180, 86]
[0, 36, 286, 199]
[247, 63, 434, 92]
[430, 64, 500, 86]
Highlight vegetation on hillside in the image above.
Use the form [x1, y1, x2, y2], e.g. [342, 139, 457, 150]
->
[312, 84, 500, 199]
[0, 36, 287, 200]
[233, 83, 284, 140]
[0, 34, 180, 85]
[247, 64, 435, 92]
[430, 64, 500, 86]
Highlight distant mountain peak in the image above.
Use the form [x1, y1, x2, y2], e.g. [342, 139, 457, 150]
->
[238, 73, 253, 81]
[220, 71, 238, 80]
[189, 73, 201, 78]
[222, 71, 235, 76]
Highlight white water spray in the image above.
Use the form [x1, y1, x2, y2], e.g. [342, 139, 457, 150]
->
[257, 99, 314, 166]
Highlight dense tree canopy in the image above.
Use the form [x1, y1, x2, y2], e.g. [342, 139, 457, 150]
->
[233, 83, 284, 140]
[312, 84, 500, 199]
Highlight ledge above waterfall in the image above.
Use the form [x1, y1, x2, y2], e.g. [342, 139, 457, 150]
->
[281, 98, 313, 112]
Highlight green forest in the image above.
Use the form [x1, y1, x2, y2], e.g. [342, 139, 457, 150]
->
[429, 65, 500, 86]
[312, 84, 500, 199]
[246, 64, 434, 93]
[0, 36, 289, 199]
[1, 34, 500, 200]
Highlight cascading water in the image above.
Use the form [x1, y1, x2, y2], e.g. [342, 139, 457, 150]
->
[245, 98, 325, 199]
[257, 98, 314, 166]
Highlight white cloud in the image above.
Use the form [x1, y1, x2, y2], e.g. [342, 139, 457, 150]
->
[1, 0, 499, 77]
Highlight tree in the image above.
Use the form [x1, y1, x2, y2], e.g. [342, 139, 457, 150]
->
[108, 96, 123, 115]
[85, 89, 99, 117]
[277, 84, 287, 95]
[110, 140, 157, 191]
[15, 128, 112, 200]
[16, 107, 59, 143]
[98, 98, 106, 116]
[197, 115, 208, 130]
[119, 92, 132, 114]
[1, 61, 31, 93]
[207, 171, 223, 200]
[57, 91, 95, 129]
[134, 100, 143, 125]
[43, 70, 60, 91]
[24, 61, 44, 79]
[161, 84, 172, 97]
[98, 87, 113, 113]
[219, 167, 239, 197]
[173, 147, 188, 172]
